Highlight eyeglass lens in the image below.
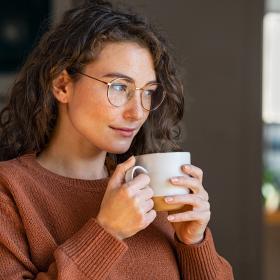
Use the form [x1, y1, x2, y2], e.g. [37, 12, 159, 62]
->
[108, 78, 165, 111]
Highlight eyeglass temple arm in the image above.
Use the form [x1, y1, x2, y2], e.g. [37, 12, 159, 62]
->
[67, 68, 109, 85]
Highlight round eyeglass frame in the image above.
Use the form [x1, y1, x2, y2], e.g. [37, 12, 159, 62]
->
[68, 68, 166, 111]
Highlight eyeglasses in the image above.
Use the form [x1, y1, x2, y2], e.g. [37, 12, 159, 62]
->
[69, 68, 166, 111]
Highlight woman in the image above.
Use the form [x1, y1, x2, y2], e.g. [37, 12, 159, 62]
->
[0, 0, 233, 279]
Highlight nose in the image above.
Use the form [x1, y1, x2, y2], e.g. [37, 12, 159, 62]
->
[122, 90, 145, 121]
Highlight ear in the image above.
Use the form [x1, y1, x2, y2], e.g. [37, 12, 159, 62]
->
[52, 70, 73, 103]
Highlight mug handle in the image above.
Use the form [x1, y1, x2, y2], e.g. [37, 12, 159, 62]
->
[125, 166, 148, 183]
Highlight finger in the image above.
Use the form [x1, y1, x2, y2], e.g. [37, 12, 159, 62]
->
[110, 156, 136, 189]
[165, 194, 210, 211]
[181, 164, 203, 182]
[125, 174, 151, 195]
[138, 186, 154, 200]
[140, 198, 154, 214]
[143, 209, 157, 226]
[170, 176, 208, 199]
[133, 187, 154, 211]
[167, 209, 211, 223]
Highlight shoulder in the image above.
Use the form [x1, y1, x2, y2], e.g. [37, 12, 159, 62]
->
[0, 158, 22, 202]
[0, 156, 22, 169]
[0, 154, 34, 190]
[0, 157, 20, 179]
[0, 155, 27, 176]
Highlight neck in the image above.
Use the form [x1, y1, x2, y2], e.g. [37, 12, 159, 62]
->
[36, 128, 108, 181]
[37, 149, 108, 180]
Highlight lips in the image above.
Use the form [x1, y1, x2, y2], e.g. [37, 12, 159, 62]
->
[110, 126, 137, 132]
[109, 126, 138, 137]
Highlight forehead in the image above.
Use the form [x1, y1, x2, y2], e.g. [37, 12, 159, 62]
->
[85, 41, 156, 84]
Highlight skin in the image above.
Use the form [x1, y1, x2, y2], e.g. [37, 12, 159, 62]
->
[37, 41, 210, 245]
[167, 165, 211, 244]
[37, 42, 153, 179]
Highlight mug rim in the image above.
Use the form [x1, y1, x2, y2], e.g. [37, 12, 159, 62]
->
[135, 151, 190, 159]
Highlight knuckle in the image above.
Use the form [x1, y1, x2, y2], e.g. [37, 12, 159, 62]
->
[197, 167, 203, 176]
[190, 196, 199, 206]
[148, 199, 154, 209]
[150, 212, 156, 222]
[188, 177, 197, 188]
[125, 186, 134, 197]
[194, 180, 201, 188]
[147, 187, 154, 197]
[133, 196, 140, 207]
[138, 173, 151, 184]
[174, 214, 182, 222]
[192, 196, 199, 204]
[118, 186, 126, 196]
[147, 209, 156, 223]
[193, 197, 201, 206]
[119, 186, 130, 198]
[187, 211, 195, 220]
[139, 215, 146, 228]
[202, 211, 210, 220]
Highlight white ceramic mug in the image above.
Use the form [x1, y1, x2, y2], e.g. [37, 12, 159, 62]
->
[125, 152, 191, 211]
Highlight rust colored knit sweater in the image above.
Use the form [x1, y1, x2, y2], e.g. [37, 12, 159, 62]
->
[0, 153, 233, 279]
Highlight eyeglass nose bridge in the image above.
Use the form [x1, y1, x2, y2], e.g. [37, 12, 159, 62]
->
[126, 85, 145, 100]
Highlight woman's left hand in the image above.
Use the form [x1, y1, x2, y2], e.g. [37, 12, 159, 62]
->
[165, 164, 211, 245]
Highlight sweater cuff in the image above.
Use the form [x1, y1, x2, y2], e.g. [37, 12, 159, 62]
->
[174, 227, 221, 279]
[58, 218, 128, 279]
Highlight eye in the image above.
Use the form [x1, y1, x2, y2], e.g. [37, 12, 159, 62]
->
[111, 83, 127, 92]
[143, 90, 154, 97]
[143, 85, 158, 97]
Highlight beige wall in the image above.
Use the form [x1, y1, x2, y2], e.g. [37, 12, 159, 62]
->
[121, 1, 263, 279]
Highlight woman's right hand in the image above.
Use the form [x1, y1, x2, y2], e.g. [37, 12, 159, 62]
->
[96, 156, 156, 240]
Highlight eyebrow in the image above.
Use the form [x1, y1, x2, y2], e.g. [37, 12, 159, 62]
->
[102, 72, 158, 84]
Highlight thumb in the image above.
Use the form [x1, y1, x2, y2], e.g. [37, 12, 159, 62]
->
[109, 156, 136, 189]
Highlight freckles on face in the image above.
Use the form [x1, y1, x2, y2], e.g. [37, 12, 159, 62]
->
[67, 80, 116, 136]
[65, 42, 155, 154]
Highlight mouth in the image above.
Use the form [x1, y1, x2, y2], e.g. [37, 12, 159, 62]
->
[109, 126, 138, 137]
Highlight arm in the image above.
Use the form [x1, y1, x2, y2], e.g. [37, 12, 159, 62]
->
[0, 184, 128, 280]
[174, 228, 234, 280]
[165, 163, 234, 279]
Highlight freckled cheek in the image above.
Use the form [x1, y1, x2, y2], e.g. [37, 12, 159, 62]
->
[73, 87, 110, 116]
[73, 83, 108, 108]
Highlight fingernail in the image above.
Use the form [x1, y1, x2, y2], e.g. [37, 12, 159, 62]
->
[167, 215, 175, 221]
[183, 165, 190, 170]
[165, 197, 173, 202]
[171, 177, 179, 183]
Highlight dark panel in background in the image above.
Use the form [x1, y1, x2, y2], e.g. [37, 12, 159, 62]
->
[0, 0, 50, 72]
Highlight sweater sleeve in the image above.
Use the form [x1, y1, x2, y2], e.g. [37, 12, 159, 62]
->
[0, 184, 128, 280]
[174, 228, 234, 280]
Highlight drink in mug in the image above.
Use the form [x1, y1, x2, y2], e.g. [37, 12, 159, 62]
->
[125, 152, 190, 211]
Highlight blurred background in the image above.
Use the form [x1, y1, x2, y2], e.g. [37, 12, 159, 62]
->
[0, 0, 279, 279]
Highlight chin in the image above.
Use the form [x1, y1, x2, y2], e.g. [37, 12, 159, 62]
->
[103, 143, 132, 155]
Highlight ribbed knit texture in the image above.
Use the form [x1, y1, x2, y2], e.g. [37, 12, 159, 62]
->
[0, 153, 234, 279]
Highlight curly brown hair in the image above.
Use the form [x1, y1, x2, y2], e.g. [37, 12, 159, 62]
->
[0, 0, 184, 163]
